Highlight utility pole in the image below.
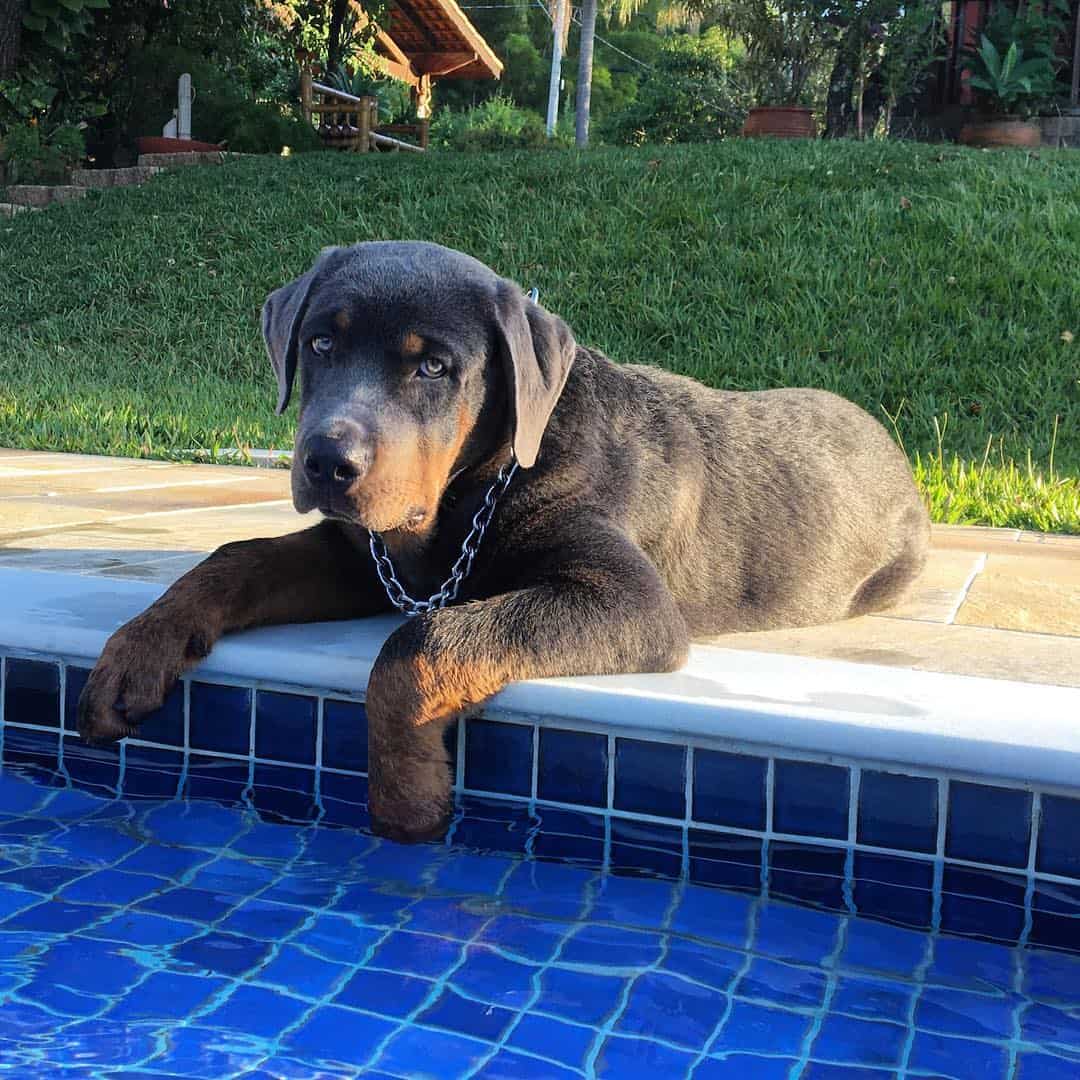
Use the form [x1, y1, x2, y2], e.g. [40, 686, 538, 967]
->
[545, 0, 568, 137]
[575, 0, 597, 147]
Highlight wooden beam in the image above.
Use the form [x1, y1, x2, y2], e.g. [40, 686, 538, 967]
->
[410, 50, 477, 75]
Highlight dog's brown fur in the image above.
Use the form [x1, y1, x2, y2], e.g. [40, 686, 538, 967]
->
[79, 241, 930, 842]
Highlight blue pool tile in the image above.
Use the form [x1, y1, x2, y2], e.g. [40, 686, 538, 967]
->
[121, 746, 184, 800]
[2, 898, 101, 934]
[1030, 882, 1080, 950]
[689, 830, 762, 892]
[946, 781, 1032, 868]
[188, 681, 252, 757]
[292, 914, 383, 966]
[811, 1013, 907, 1069]
[474, 1050, 580, 1080]
[451, 944, 536, 1009]
[770, 841, 847, 911]
[940, 866, 1026, 944]
[200, 984, 309, 1040]
[929, 935, 1014, 994]
[532, 806, 604, 866]
[0, 887, 40, 924]
[139, 885, 235, 924]
[1025, 948, 1080, 1004]
[19, 975, 106, 1018]
[137, 683, 185, 747]
[841, 919, 928, 978]
[477, 913, 569, 963]
[852, 851, 933, 929]
[420, 986, 516, 1041]
[219, 898, 308, 941]
[50, 1017, 160, 1067]
[464, 718, 533, 797]
[711, 1000, 811, 1056]
[509, 1012, 595, 1070]
[907, 1030, 1009, 1078]
[62, 735, 119, 795]
[773, 759, 850, 839]
[590, 873, 677, 926]
[669, 885, 754, 948]
[4, 724, 60, 777]
[918, 986, 1016, 1041]
[255, 691, 317, 765]
[318, 769, 370, 831]
[613, 737, 686, 819]
[62, 665, 90, 731]
[251, 763, 317, 824]
[615, 969, 726, 1049]
[697, 1058, 796, 1079]
[184, 754, 250, 806]
[536, 967, 626, 1026]
[737, 956, 828, 1008]
[662, 939, 744, 994]
[802, 1066, 896, 1080]
[755, 903, 841, 965]
[501, 859, 593, 920]
[91, 909, 196, 948]
[1021, 1002, 1080, 1050]
[336, 967, 433, 1018]
[1015, 1054, 1080, 1080]
[322, 698, 367, 773]
[4, 658, 60, 727]
[188, 854, 278, 896]
[857, 770, 938, 853]
[147, 1023, 264, 1074]
[0, 863, 84, 894]
[144, 799, 246, 849]
[34, 937, 146, 997]
[595, 1035, 696, 1078]
[537, 727, 607, 807]
[65, 864, 174, 907]
[255, 943, 350, 999]
[116, 842, 211, 881]
[408, 896, 489, 940]
[611, 818, 683, 878]
[1037, 794, 1080, 878]
[172, 930, 271, 977]
[693, 749, 767, 830]
[378, 1027, 491, 1078]
[831, 974, 914, 1026]
[286, 1005, 397, 1068]
[333, 883, 413, 927]
[456, 796, 534, 855]
[370, 930, 462, 980]
[562, 923, 663, 969]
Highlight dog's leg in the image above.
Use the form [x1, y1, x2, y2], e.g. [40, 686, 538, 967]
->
[365, 530, 690, 842]
[78, 521, 384, 744]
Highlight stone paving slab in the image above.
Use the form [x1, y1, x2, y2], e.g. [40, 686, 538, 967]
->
[1, 449, 1077, 687]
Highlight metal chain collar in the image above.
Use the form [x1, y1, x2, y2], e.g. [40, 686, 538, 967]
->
[367, 287, 539, 618]
[368, 458, 519, 617]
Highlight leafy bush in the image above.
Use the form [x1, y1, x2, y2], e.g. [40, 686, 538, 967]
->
[963, 35, 1058, 117]
[431, 95, 549, 151]
[201, 100, 323, 154]
[1, 122, 84, 183]
[601, 33, 753, 146]
[323, 66, 414, 124]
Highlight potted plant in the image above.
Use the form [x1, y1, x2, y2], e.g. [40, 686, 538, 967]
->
[717, 0, 831, 137]
[958, 35, 1056, 147]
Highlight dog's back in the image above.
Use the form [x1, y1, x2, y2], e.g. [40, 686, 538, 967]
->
[539, 349, 930, 636]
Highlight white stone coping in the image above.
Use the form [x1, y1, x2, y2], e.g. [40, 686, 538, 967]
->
[2, 567, 1079, 791]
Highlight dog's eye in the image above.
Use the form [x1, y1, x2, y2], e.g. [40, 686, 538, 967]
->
[418, 357, 448, 379]
[310, 335, 333, 356]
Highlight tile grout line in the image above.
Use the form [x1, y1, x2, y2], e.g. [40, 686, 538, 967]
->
[945, 551, 988, 625]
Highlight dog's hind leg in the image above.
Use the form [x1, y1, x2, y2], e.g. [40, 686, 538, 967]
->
[848, 531, 930, 617]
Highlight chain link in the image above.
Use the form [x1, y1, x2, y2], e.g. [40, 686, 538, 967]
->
[368, 459, 520, 617]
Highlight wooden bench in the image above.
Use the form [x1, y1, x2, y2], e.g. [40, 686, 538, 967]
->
[300, 68, 429, 153]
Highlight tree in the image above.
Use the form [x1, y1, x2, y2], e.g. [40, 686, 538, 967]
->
[575, 0, 597, 145]
[0, 0, 26, 76]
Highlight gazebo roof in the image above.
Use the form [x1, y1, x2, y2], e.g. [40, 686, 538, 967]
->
[370, 0, 503, 84]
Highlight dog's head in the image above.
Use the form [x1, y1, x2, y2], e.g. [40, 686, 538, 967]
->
[262, 241, 575, 533]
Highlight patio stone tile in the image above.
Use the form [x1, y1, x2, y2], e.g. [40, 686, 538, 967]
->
[881, 550, 985, 624]
[0, 547, 193, 574]
[715, 619, 1080, 688]
[41, 484, 289, 514]
[954, 554, 1080, 638]
[96, 554, 207, 584]
[0, 500, 119, 537]
[0, 466, 285, 498]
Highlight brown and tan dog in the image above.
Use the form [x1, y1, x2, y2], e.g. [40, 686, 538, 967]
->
[78, 241, 929, 842]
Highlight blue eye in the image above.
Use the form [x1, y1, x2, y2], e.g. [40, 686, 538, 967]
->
[310, 335, 333, 355]
[418, 357, 448, 379]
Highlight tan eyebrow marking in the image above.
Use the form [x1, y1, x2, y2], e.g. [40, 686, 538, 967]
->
[333, 309, 351, 330]
[401, 332, 426, 358]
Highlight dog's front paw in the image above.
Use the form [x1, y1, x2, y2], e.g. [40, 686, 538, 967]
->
[369, 793, 453, 845]
[78, 614, 209, 744]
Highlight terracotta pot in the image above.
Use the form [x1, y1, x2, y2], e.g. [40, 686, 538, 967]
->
[958, 118, 1041, 149]
[135, 136, 225, 156]
[742, 106, 816, 139]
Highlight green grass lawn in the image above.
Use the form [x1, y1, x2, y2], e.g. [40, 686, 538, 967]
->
[1, 140, 1078, 532]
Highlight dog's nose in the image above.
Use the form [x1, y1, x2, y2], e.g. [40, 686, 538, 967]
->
[301, 435, 367, 490]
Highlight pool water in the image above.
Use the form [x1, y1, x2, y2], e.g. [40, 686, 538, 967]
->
[1, 766, 1080, 1079]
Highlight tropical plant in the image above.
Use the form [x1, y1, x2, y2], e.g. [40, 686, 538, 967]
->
[0, 119, 83, 182]
[430, 93, 550, 150]
[20, 0, 109, 52]
[963, 34, 1058, 116]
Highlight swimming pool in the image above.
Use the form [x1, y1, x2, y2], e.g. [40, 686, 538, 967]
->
[2, 730, 1080, 1079]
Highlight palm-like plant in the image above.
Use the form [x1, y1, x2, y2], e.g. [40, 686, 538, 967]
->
[963, 34, 1058, 116]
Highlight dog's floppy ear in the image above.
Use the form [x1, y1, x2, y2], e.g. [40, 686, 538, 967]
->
[261, 247, 341, 415]
[493, 281, 576, 468]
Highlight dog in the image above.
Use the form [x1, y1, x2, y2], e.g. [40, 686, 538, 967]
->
[78, 241, 930, 842]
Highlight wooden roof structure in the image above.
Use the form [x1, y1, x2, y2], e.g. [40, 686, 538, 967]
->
[363, 0, 503, 87]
